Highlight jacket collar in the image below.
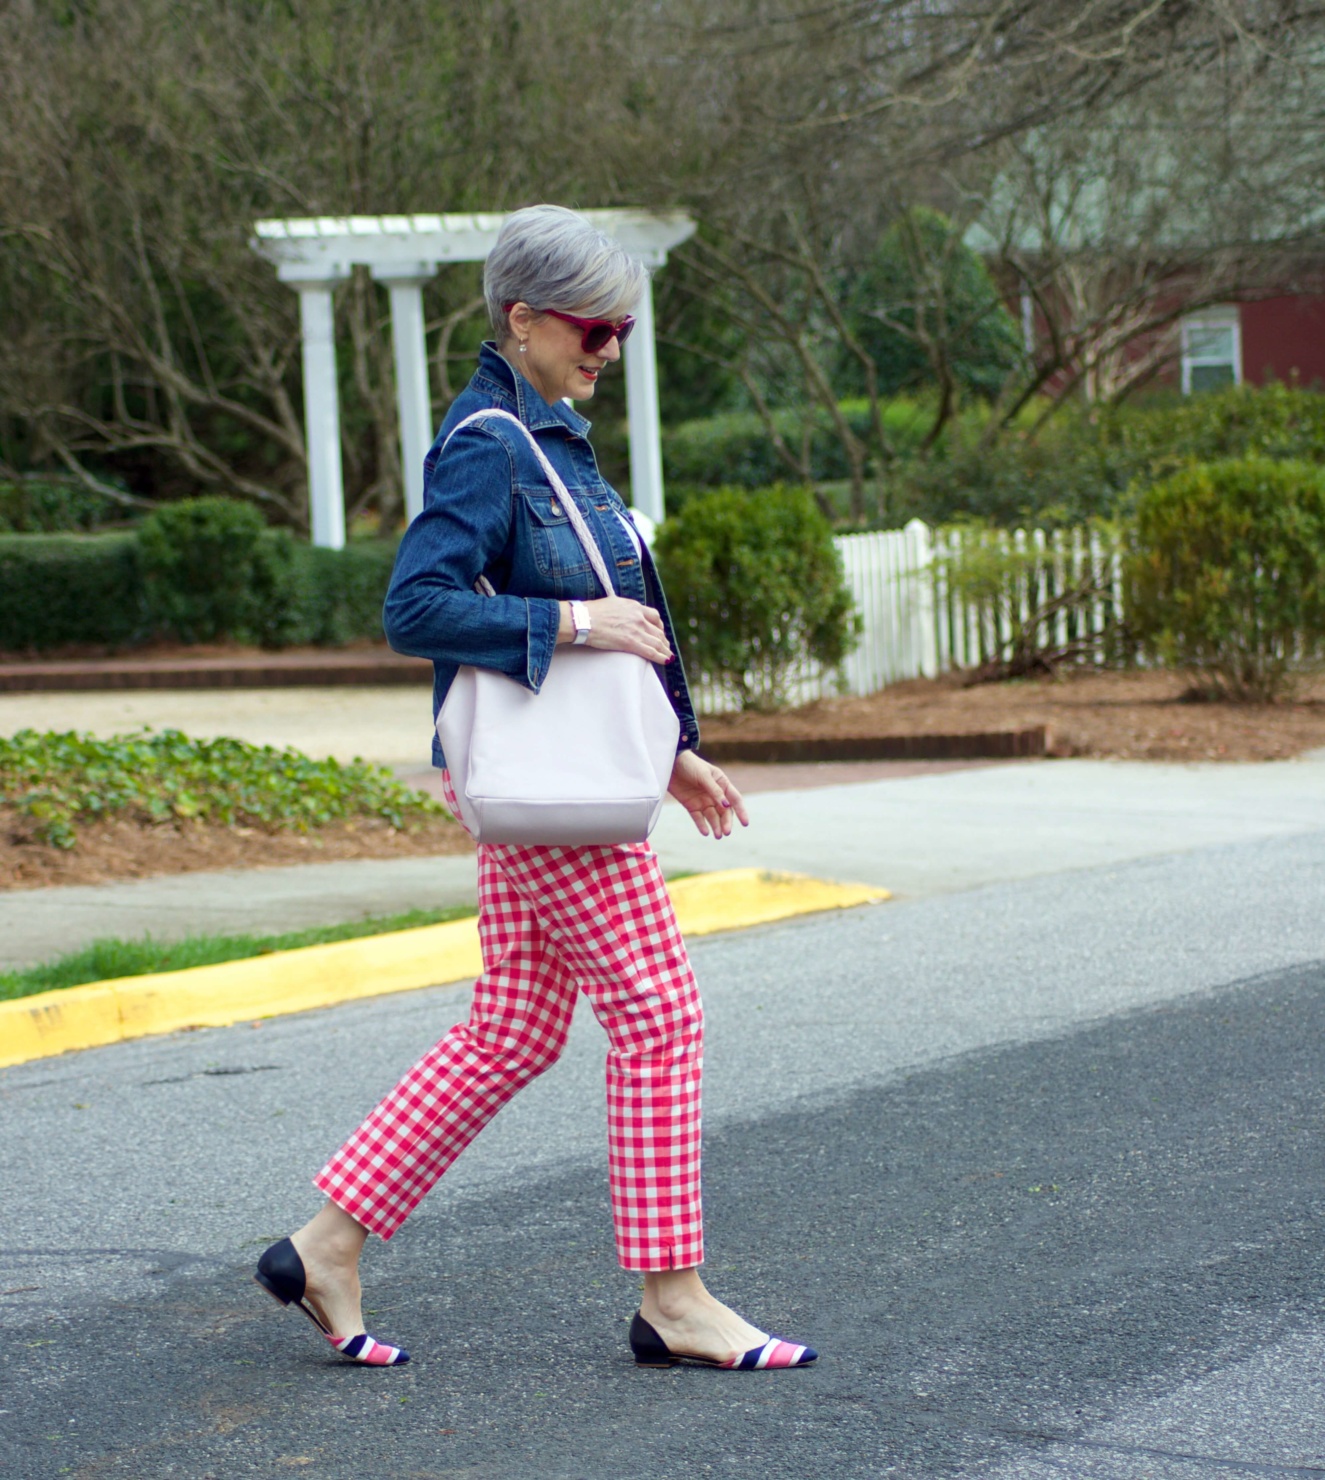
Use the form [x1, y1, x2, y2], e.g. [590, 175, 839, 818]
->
[473, 342, 591, 437]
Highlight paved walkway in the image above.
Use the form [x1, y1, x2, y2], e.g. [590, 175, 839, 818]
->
[0, 684, 443, 770]
[6, 755, 1325, 969]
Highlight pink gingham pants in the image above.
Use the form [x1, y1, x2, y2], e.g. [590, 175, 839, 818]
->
[314, 772, 705, 1271]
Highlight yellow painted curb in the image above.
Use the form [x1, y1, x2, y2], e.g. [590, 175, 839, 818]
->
[0, 868, 888, 1069]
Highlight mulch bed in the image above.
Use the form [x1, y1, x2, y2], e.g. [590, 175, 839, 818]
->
[0, 811, 472, 892]
[698, 670, 1325, 764]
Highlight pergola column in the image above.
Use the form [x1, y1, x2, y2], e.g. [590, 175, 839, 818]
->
[255, 212, 697, 543]
[282, 269, 348, 550]
[375, 266, 436, 525]
[622, 276, 665, 527]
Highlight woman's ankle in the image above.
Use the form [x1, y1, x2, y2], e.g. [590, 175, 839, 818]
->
[641, 1268, 710, 1322]
[293, 1201, 369, 1265]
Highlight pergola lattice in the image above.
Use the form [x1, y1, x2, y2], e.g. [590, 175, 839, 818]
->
[253, 210, 696, 547]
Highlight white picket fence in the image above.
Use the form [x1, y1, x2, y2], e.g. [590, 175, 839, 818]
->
[691, 518, 1124, 712]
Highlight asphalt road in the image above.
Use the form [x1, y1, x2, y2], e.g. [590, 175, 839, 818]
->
[3, 826, 1325, 1478]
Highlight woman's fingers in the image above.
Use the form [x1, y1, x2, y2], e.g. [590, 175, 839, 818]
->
[667, 753, 748, 840]
[584, 598, 673, 662]
[713, 768, 750, 828]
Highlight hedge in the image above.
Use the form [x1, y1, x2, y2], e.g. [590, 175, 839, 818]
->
[0, 533, 144, 652]
[659, 383, 1325, 528]
[0, 524, 398, 654]
[885, 382, 1325, 529]
[662, 399, 937, 493]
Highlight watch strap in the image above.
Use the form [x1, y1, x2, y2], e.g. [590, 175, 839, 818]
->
[570, 599, 591, 645]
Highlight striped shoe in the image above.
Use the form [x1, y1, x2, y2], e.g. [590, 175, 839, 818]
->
[255, 1237, 410, 1367]
[325, 1331, 409, 1366]
[629, 1312, 816, 1370]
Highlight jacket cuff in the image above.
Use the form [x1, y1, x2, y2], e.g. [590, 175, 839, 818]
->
[525, 597, 561, 692]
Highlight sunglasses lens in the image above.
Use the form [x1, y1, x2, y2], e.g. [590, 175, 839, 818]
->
[580, 316, 636, 354]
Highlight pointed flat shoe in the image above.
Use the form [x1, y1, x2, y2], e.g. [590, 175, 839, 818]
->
[254, 1236, 409, 1366]
[629, 1311, 816, 1370]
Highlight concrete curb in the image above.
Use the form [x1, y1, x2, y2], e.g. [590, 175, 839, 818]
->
[0, 869, 889, 1069]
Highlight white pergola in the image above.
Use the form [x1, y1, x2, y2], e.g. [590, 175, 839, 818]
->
[253, 210, 697, 548]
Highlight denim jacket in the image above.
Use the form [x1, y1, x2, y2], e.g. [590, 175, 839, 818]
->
[384, 342, 701, 769]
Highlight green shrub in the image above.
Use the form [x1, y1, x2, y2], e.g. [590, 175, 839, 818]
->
[1121, 381, 1325, 473]
[0, 474, 132, 533]
[663, 400, 935, 491]
[137, 496, 278, 643]
[0, 532, 143, 652]
[0, 727, 446, 849]
[662, 383, 1325, 529]
[0, 518, 396, 654]
[655, 484, 859, 710]
[1128, 457, 1325, 700]
[279, 540, 398, 646]
[885, 383, 1325, 529]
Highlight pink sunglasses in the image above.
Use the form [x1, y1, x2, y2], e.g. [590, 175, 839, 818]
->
[505, 303, 636, 354]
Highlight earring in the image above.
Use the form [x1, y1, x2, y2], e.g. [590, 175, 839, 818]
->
[518, 341, 528, 354]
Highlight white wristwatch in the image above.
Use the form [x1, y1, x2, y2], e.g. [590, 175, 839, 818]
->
[569, 600, 592, 646]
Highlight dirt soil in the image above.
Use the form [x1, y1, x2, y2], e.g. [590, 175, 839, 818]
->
[0, 811, 472, 892]
[699, 670, 1325, 764]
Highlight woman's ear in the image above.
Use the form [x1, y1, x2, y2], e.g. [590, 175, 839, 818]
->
[506, 301, 534, 342]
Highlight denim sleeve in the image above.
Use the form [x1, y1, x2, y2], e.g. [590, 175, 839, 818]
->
[382, 427, 560, 691]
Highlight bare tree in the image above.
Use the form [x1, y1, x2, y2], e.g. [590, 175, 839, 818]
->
[2, 0, 1322, 524]
[974, 50, 1325, 434]
[633, 0, 1325, 504]
[0, 0, 638, 523]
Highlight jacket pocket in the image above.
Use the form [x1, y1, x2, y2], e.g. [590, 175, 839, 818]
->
[523, 490, 595, 581]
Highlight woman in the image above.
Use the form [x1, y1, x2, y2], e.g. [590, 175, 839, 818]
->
[255, 205, 816, 1373]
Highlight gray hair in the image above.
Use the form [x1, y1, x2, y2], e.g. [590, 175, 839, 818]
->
[484, 205, 649, 341]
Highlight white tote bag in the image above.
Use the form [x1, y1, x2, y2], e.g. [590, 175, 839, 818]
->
[436, 410, 680, 845]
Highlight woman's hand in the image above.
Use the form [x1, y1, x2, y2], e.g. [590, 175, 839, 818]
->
[557, 597, 672, 665]
[668, 751, 750, 839]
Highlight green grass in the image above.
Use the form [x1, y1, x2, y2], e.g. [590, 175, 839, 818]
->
[0, 905, 477, 1002]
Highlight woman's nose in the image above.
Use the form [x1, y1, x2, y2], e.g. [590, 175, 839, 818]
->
[599, 335, 622, 363]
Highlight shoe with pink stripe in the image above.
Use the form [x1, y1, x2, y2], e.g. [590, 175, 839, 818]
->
[325, 1331, 409, 1366]
[255, 1237, 410, 1367]
[629, 1312, 816, 1370]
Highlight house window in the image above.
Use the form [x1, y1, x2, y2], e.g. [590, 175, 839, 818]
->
[1181, 309, 1241, 394]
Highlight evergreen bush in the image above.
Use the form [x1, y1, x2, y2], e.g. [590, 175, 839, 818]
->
[655, 484, 859, 711]
[277, 540, 399, 646]
[1128, 457, 1325, 700]
[137, 496, 275, 642]
[663, 400, 934, 491]
[0, 504, 397, 653]
[0, 474, 131, 533]
[0, 533, 143, 652]
[662, 383, 1325, 529]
